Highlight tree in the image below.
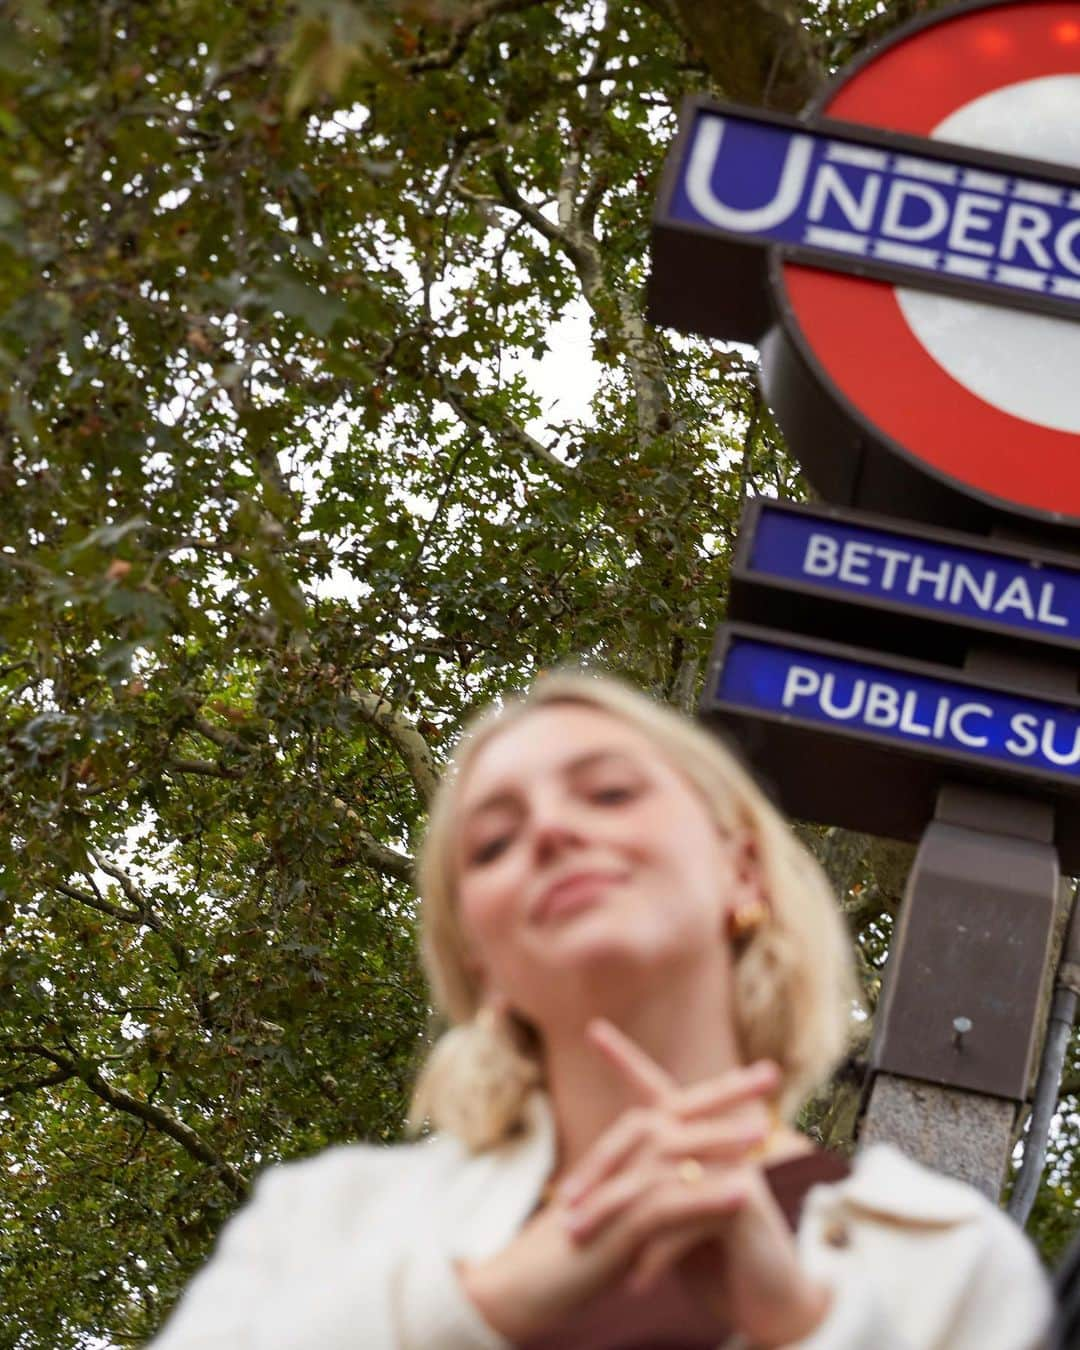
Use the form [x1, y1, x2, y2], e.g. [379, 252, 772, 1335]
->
[0, 1, 1075, 1345]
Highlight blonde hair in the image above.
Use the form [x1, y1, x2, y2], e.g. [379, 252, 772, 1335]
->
[410, 669, 857, 1150]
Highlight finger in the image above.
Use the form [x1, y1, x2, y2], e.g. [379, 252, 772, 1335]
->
[568, 1155, 751, 1244]
[585, 1018, 675, 1104]
[674, 1060, 781, 1121]
[653, 1117, 769, 1165]
[564, 1113, 766, 1209]
[624, 1174, 750, 1250]
[625, 1228, 704, 1296]
[564, 1164, 655, 1245]
[559, 1106, 656, 1205]
[567, 1114, 770, 1241]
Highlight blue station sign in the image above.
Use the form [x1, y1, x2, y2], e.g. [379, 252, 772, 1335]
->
[715, 628, 1080, 781]
[659, 100, 1080, 325]
[731, 500, 1080, 656]
[701, 624, 1080, 868]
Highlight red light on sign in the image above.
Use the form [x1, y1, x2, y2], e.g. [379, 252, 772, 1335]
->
[973, 25, 1011, 55]
[1052, 19, 1080, 42]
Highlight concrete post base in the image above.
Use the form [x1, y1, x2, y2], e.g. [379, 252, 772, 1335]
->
[860, 1072, 1016, 1200]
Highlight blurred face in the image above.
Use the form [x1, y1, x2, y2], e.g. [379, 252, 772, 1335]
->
[453, 702, 760, 1025]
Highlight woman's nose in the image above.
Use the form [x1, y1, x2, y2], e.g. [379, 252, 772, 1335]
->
[529, 803, 585, 862]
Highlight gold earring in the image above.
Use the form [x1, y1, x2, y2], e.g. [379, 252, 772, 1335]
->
[727, 899, 770, 942]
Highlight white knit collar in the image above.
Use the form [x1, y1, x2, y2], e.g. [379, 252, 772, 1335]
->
[444, 1090, 557, 1259]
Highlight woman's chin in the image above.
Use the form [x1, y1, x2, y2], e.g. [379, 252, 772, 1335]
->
[536, 918, 684, 972]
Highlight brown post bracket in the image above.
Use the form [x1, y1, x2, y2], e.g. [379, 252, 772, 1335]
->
[866, 785, 1058, 1101]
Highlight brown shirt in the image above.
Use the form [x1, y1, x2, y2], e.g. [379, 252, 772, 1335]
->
[517, 1148, 851, 1350]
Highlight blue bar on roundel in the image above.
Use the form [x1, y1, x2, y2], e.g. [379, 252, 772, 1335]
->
[717, 634, 1080, 780]
[747, 504, 1080, 643]
[666, 106, 1080, 316]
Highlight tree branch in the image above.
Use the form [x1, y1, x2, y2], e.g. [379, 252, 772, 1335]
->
[9, 1043, 248, 1199]
[347, 829, 414, 883]
[658, 0, 825, 112]
[53, 868, 193, 973]
[483, 15, 670, 448]
[442, 381, 574, 478]
[88, 850, 146, 914]
[0, 1066, 76, 1100]
[348, 690, 439, 804]
[490, 153, 573, 253]
[329, 798, 414, 883]
[401, 0, 553, 74]
[489, 140, 669, 446]
[164, 756, 244, 779]
[190, 715, 244, 751]
[52, 880, 143, 927]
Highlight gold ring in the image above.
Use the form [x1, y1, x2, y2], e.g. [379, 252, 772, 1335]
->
[677, 1157, 705, 1185]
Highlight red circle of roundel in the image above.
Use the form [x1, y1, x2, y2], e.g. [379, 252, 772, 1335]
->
[780, 1, 1080, 521]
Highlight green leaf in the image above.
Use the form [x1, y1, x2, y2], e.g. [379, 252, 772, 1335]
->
[258, 271, 347, 336]
[60, 517, 148, 561]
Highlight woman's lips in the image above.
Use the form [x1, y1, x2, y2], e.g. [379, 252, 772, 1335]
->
[533, 871, 626, 922]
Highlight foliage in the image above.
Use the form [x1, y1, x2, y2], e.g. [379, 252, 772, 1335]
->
[0, 1, 1074, 1345]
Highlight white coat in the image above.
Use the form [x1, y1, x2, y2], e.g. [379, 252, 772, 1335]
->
[149, 1091, 1053, 1349]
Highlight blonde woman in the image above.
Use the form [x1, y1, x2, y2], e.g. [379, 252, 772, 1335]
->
[151, 671, 1053, 1349]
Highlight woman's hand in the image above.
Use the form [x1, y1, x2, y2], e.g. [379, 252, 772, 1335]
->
[457, 1022, 814, 1344]
[457, 1122, 768, 1344]
[457, 1175, 655, 1343]
[559, 1020, 831, 1348]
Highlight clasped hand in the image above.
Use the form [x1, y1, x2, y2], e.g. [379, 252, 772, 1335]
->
[459, 1019, 831, 1347]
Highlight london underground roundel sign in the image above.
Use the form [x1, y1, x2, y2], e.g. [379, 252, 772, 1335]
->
[649, 0, 1080, 531]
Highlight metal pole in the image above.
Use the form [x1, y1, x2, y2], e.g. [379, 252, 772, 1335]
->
[1008, 889, 1080, 1224]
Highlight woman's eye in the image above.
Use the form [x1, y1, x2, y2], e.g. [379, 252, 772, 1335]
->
[592, 785, 636, 804]
[471, 835, 510, 865]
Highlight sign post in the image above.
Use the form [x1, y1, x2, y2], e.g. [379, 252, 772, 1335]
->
[650, 0, 1080, 1197]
